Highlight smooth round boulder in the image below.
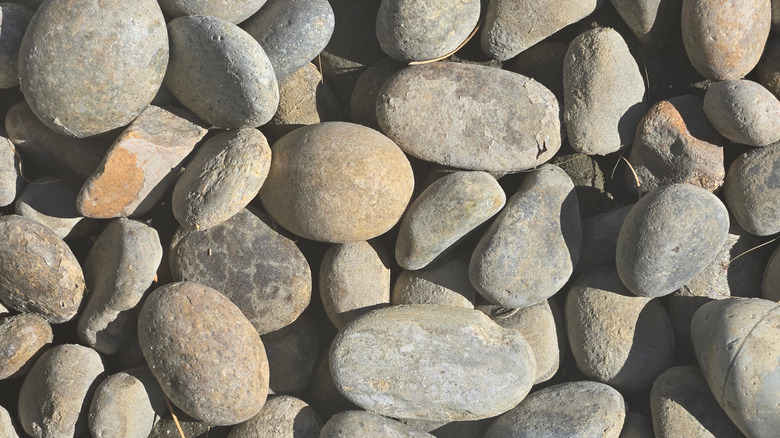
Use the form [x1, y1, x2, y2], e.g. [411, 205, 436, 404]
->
[227, 395, 322, 438]
[0, 4, 33, 89]
[616, 184, 729, 297]
[158, 0, 267, 23]
[15, 176, 98, 240]
[138, 281, 270, 426]
[703, 79, 780, 146]
[261, 315, 319, 395]
[320, 411, 434, 438]
[724, 145, 780, 236]
[0, 313, 52, 379]
[18, 0, 168, 137]
[258, 122, 414, 243]
[392, 255, 477, 309]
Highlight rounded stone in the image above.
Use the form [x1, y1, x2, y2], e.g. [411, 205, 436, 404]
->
[616, 184, 729, 297]
[18, 344, 105, 438]
[18, 0, 168, 137]
[138, 281, 270, 426]
[165, 15, 279, 129]
[15, 176, 98, 240]
[304, 351, 357, 420]
[393, 255, 477, 309]
[172, 129, 272, 231]
[0, 215, 85, 323]
[258, 122, 414, 243]
[724, 145, 780, 236]
[321, 411, 434, 437]
[577, 204, 632, 273]
[757, 38, 780, 99]
[158, 0, 267, 23]
[703, 79, 780, 146]
[0, 313, 52, 379]
[763, 244, 780, 301]
[470, 164, 582, 309]
[0, 4, 33, 89]
[330, 305, 537, 421]
[227, 395, 322, 438]
[261, 315, 319, 395]
[0, 131, 21, 207]
[620, 412, 654, 438]
[349, 58, 404, 127]
[610, 0, 680, 48]
[509, 42, 568, 100]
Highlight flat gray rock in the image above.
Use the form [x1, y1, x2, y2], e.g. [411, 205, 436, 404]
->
[0, 4, 33, 89]
[227, 395, 322, 438]
[0, 312, 52, 379]
[724, 145, 780, 236]
[158, 0, 267, 23]
[261, 315, 319, 395]
[15, 176, 99, 240]
[320, 411, 434, 438]
[704, 79, 780, 146]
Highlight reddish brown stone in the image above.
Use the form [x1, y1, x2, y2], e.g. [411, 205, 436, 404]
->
[0, 313, 52, 379]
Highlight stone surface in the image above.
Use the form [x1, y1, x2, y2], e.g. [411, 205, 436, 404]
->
[227, 395, 322, 438]
[393, 255, 477, 309]
[619, 412, 654, 438]
[0, 313, 52, 379]
[616, 184, 729, 297]
[757, 37, 780, 99]
[320, 411, 434, 437]
[703, 79, 780, 146]
[165, 15, 279, 129]
[764, 243, 780, 301]
[0, 130, 21, 207]
[470, 164, 581, 309]
[775, 0, 780, 32]
[377, 62, 561, 172]
[172, 128, 271, 231]
[330, 305, 537, 421]
[577, 204, 632, 273]
[77, 105, 208, 219]
[0, 4, 33, 89]
[15, 176, 98, 240]
[259, 122, 414, 243]
[261, 315, 319, 395]
[509, 42, 568, 100]
[0, 215, 85, 323]
[158, 0, 267, 23]
[138, 281, 270, 426]
[350, 58, 404, 127]
[724, 145, 780, 236]
[304, 351, 357, 420]
[563, 27, 646, 155]
[170, 208, 312, 335]
[0, 406, 19, 438]
[18, 0, 168, 137]
[611, 0, 680, 48]
[148, 417, 231, 438]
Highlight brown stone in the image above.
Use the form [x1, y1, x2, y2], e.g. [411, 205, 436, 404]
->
[0, 313, 52, 379]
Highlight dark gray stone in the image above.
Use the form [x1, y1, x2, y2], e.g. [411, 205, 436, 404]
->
[158, 0, 267, 24]
[763, 242, 780, 301]
[261, 315, 319, 395]
[509, 42, 568, 101]
[724, 144, 780, 236]
[757, 37, 780, 99]
[320, 411, 434, 437]
[303, 351, 357, 420]
[393, 255, 477, 309]
[577, 204, 632, 273]
[0, 4, 33, 89]
[227, 395, 322, 438]
[619, 412, 654, 438]
[350, 58, 404, 128]
[704, 79, 780, 146]
[0, 313, 52, 379]
[15, 176, 99, 240]
[611, 0, 680, 48]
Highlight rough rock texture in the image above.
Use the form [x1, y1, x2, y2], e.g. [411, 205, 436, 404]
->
[0, 313, 52, 379]
[0, 4, 33, 89]
[611, 0, 680, 48]
[509, 42, 568, 100]
[0, 130, 21, 207]
[330, 305, 537, 421]
[350, 58, 404, 127]
[158, 0, 267, 23]
[757, 38, 780, 99]
[377, 62, 562, 172]
[703, 79, 780, 146]
[15, 176, 98, 240]
[470, 164, 581, 309]
[577, 204, 632, 273]
[138, 281, 270, 426]
[320, 411, 434, 437]
[724, 145, 780, 236]
[393, 255, 477, 309]
[261, 315, 319, 395]
[228, 395, 322, 438]
[0, 406, 19, 438]
[18, 0, 168, 137]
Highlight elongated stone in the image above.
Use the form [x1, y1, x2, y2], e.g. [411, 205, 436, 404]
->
[0, 313, 52, 379]
[724, 145, 780, 236]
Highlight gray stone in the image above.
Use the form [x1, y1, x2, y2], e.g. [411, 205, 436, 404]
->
[552, 152, 617, 219]
[18, 0, 168, 137]
[396, 171, 505, 270]
[0, 405, 19, 438]
[0, 313, 52, 379]
[508, 42, 568, 100]
[393, 255, 477, 309]
[350, 58, 404, 127]
[619, 412, 654, 438]
[429, 419, 492, 438]
[304, 351, 357, 420]
[0, 4, 33, 89]
[15, 176, 99, 240]
[703, 79, 780, 146]
[0, 130, 21, 207]
[170, 208, 312, 335]
[724, 144, 780, 236]
[158, 0, 267, 23]
[377, 63, 561, 172]
[563, 27, 646, 155]
[763, 243, 780, 301]
[165, 15, 279, 129]
[616, 184, 729, 297]
[172, 129, 271, 231]
[227, 395, 322, 438]
[470, 164, 581, 309]
[330, 305, 537, 421]
[138, 281, 270, 426]
[611, 0, 680, 48]
[261, 315, 319, 395]
[483, 381, 626, 438]
[757, 37, 780, 99]
[149, 417, 231, 438]
[242, 0, 334, 80]
[321, 411, 434, 437]
[577, 204, 632, 273]
[18, 344, 105, 438]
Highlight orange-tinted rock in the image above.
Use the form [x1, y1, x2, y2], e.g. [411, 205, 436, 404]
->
[0, 313, 52, 379]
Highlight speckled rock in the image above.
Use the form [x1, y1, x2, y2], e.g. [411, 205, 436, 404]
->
[509, 42, 568, 100]
[228, 395, 322, 438]
[18, 344, 105, 438]
[577, 204, 632, 273]
[330, 305, 537, 421]
[763, 244, 780, 301]
[611, 0, 680, 48]
[0, 130, 21, 207]
[0, 406, 19, 438]
[483, 381, 626, 438]
[165, 15, 279, 129]
[320, 411, 435, 437]
[564, 27, 646, 155]
[350, 58, 404, 127]
[703, 79, 780, 146]
[172, 129, 271, 231]
[0, 215, 85, 323]
[77, 219, 162, 355]
[261, 315, 319, 395]
[470, 164, 581, 309]
[691, 298, 780, 437]
[682, 0, 771, 80]
[158, 0, 267, 23]
[259, 122, 414, 243]
[0, 4, 33, 89]
[627, 95, 724, 195]
[650, 366, 743, 438]
[304, 351, 357, 420]
[77, 105, 208, 219]
[319, 240, 391, 330]
[481, 0, 603, 61]
[138, 281, 269, 426]
[18, 0, 168, 137]
[619, 412, 654, 438]
[616, 184, 729, 297]
[377, 63, 561, 172]
[170, 208, 312, 335]
[757, 38, 780, 99]
[242, 0, 334, 79]
[724, 145, 780, 236]
[393, 255, 477, 309]
[15, 176, 98, 240]
[0, 313, 52, 379]
[88, 367, 167, 438]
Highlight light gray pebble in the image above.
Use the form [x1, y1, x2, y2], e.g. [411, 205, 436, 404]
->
[261, 315, 319, 395]
[0, 130, 21, 207]
[724, 144, 780, 236]
[320, 411, 434, 438]
[703, 79, 780, 146]
[0, 312, 52, 379]
[393, 254, 477, 309]
[228, 395, 322, 438]
[158, 0, 267, 24]
[15, 176, 98, 240]
[0, 4, 33, 89]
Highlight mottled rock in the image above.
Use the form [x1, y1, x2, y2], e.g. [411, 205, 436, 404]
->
[577, 205, 632, 273]
[509, 42, 568, 100]
[0, 130, 21, 206]
[158, 0, 267, 23]
[350, 58, 404, 127]
[0, 313, 52, 379]
[757, 38, 780, 99]
[138, 281, 269, 426]
[0, 215, 85, 323]
[0, 4, 33, 89]
[172, 129, 271, 231]
[165, 15, 279, 129]
[564, 27, 646, 155]
[330, 305, 537, 421]
[261, 315, 319, 395]
[611, 0, 680, 48]
[470, 164, 581, 309]
[0, 406, 19, 438]
[321, 411, 434, 437]
[393, 255, 477, 309]
[259, 122, 414, 243]
[619, 412, 654, 438]
[377, 63, 561, 172]
[15, 176, 98, 240]
[228, 395, 322, 438]
[18, 0, 168, 137]
[724, 145, 780, 236]
[703, 79, 780, 146]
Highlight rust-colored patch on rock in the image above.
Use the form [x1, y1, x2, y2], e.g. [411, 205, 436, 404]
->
[78, 146, 144, 219]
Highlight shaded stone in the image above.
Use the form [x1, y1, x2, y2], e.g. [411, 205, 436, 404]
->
[619, 412, 654, 438]
[228, 395, 322, 438]
[15, 176, 99, 240]
[320, 411, 434, 437]
[723, 145, 780, 236]
[158, 0, 267, 24]
[552, 152, 615, 219]
[703, 79, 780, 146]
[350, 57, 404, 128]
[763, 243, 780, 301]
[757, 37, 780, 99]
[509, 42, 568, 101]
[611, 0, 680, 48]
[0, 313, 52, 379]
[393, 254, 477, 309]
[261, 315, 319, 395]
[0, 4, 33, 89]
[0, 130, 21, 207]
[303, 351, 357, 420]
[429, 419, 492, 438]
[148, 416, 230, 438]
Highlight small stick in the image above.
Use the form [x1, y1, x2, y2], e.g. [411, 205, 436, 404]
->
[163, 394, 186, 438]
[724, 236, 780, 268]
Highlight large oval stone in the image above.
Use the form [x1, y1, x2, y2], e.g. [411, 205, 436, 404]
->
[329, 305, 537, 421]
[377, 62, 561, 172]
[724, 145, 780, 236]
[703, 79, 780, 147]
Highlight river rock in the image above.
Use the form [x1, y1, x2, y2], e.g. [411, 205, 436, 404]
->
[377, 62, 561, 172]
[0, 130, 20, 207]
[470, 164, 581, 309]
[165, 15, 279, 129]
[321, 411, 434, 437]
[758, 38, 780, 99]
[393, 255, 477, 309]
[259, 122, 414, 243]
[0, 406, 19, 438]
[0, 215, 85, 323]
[228, 395, 322, 438]
[0, 313, 52, 379]
[304, 351, 357, 420]
[0, 4, 33, 89]
[261, 315, 319, 395]
[703, 79, 780, 146]
[723, 145, 780, 236]
[616, 184, 729, 297]
[158, 0, 266, 23]
[483, 381, 626, 438]
[350, 58, 404, 127]
[170, 208, 312, 335]
[620, 412, 654, 438]
[764, 243, 780, 301]
[242, 0, 334, 79]
[172, 129, 271, 231]
[611, 0, 680, 48]
[509, 42, 568, 100]
[15, 176, 98, 240]
[18, 344, 105, 438]
[577, 204, 632, 273]
[563, 27, 646, 155]
[330, 305, 537, 421]
[138, 281, 270, 426]
[18, 0, 168, 137]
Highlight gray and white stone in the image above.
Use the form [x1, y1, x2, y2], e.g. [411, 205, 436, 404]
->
[228, 395, 321, 438]
[703, 79, 780, 147]
[320, 411, 434, 438]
